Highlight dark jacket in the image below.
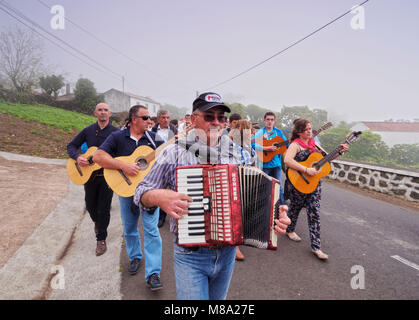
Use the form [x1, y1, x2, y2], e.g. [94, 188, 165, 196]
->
[151, 123, 178, 142]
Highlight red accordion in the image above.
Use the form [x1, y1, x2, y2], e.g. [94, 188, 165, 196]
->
[176, 164, 280, 250]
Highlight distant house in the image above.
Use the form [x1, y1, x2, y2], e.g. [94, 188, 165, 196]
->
[56, 83, 75, 102]
[350, 121, 419, 147]
[102, 88, 161, 115]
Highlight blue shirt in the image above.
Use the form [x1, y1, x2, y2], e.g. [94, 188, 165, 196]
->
[99, 126, 163, 157]
[252, 127, 287, 169]
[67, 122, 118, 160]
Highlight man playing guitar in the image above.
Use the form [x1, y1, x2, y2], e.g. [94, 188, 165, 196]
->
[93, 105, 164, 291]
[67, 103, 118, 256]
[252, 112, 288, 204]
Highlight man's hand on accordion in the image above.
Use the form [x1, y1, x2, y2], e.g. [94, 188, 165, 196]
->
[142, 189, 193, 220]
[274, 204, 291, 235]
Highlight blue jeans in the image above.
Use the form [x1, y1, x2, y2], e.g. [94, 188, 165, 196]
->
[173, 242, 236, 300]
[263, 166, 285, 204]
[119, 196, 162, 281]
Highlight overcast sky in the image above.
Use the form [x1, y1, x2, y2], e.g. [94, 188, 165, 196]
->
[1, 0, 418, 122]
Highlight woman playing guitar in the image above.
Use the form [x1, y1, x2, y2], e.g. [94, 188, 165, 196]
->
[283, 119, 349, 260]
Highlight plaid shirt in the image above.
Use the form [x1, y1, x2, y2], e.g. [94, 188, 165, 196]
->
[233, 143, 256, 166]
[134, 131, 242, 233]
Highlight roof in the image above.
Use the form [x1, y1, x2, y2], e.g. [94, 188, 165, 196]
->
[103, 88, 160, 105]
[361, 122, 419, 132]
[56, 93, 75, 101]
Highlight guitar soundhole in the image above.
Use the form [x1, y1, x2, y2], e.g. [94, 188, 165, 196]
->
[312, 163, 321, 171]
[136, 158, 149, 170]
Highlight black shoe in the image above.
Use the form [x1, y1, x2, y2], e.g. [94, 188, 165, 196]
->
[129, 258, 141, 275]
[147, 273, 163, 291]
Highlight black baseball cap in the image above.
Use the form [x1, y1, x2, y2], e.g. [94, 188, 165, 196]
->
[192, 92, 231, 113]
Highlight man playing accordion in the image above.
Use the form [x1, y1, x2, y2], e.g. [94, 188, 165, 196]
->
[134, 92, 291, 300]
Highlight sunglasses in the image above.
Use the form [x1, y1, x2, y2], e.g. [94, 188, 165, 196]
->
[134, 115, 150, 121]
[194, 113, 227, 123]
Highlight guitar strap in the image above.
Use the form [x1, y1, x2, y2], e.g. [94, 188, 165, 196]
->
[144, 131, 157, 150]
[314, 142, 328, 157]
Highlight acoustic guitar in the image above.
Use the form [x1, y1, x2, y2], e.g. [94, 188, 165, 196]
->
[286, 131, 362, 194]
[66, 146, 101, 185]
[281, 122, 333, 172]
[258, 122, 333, 163]
[104, 126, 191, 197]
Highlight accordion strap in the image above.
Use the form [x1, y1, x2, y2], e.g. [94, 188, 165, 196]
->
[176, 139, 217, 164]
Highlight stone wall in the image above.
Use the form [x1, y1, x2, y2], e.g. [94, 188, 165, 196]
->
[327, 160, 419, 202]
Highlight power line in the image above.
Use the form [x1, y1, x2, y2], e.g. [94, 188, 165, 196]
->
[35, 0, 149, 71]
[0, 0, 123, 80]
[202, 0, 371, 92]
[0, 4, 118, 79]
[35, 0, 195, 94]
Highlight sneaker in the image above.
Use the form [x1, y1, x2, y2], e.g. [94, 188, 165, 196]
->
[95, 240, 107, 256]
[147, 273, 163, 291]
[129, 258, 141, 275]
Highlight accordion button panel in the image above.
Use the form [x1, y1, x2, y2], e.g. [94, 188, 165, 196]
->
[209, 168, 231, 242]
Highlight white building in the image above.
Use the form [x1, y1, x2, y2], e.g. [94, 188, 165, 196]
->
[102, 88, 161, 115]
[350, 122, 419, 147]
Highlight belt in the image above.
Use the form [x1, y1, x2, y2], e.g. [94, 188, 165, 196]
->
[189, 245, 228, 251]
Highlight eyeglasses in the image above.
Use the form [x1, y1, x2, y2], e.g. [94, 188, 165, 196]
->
[133, 115, 150, 121]
[194, 113, 227, 123]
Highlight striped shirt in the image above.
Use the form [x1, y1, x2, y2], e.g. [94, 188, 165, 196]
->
[134, 131, 242, 233]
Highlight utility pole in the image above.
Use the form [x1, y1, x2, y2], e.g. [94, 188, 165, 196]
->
[122, 76, 125, 94]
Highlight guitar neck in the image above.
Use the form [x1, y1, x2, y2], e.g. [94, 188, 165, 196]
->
[155, 126, 190, 157]
[317, 146, 342, 167]
[313, 122, 332, 137]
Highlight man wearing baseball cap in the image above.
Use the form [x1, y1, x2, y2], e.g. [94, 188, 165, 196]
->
[134, 92, 291, 300]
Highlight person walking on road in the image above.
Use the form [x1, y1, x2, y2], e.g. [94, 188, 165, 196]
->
[283, 118, 349, 260]
[151, 109, 178, 228]
[67, 103, 118, 257]
[253, 112, 288, 204]
[93, 105, 164, 291]
[134, 92, 291, 299]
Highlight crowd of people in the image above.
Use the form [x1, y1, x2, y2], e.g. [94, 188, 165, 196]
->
[66, 92, 349, 299]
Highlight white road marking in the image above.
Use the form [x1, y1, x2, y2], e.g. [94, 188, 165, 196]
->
[391, 255, 419, 271]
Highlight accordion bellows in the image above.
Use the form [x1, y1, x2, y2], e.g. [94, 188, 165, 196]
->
[176, 164, 280, 250]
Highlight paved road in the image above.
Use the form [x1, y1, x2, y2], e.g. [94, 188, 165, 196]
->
[120, 182, 419, 300]
[1, 151, 417, 300]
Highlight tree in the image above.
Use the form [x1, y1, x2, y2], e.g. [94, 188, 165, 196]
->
[277, 105, 328, 130]
[390, 144, 419, 168]
[244, 104, 272, 125]
[39, 74, 65, 98]
[226, 102, 246, 119]
[319, 128, 390, 163]
[0, 26, 44, 93]
[336, 120, 357, 129]
[73, 78, 101, 113]
[161, 103, 189, 120]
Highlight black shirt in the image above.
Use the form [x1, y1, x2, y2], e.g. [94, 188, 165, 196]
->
[67, 122, 118, 160]
[99, 126, 163, 157]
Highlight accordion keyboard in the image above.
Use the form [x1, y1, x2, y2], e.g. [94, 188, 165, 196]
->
[177, 167, 206, 245]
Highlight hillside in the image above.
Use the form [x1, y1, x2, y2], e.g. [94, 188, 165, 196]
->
[0, 103, 97, 159]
